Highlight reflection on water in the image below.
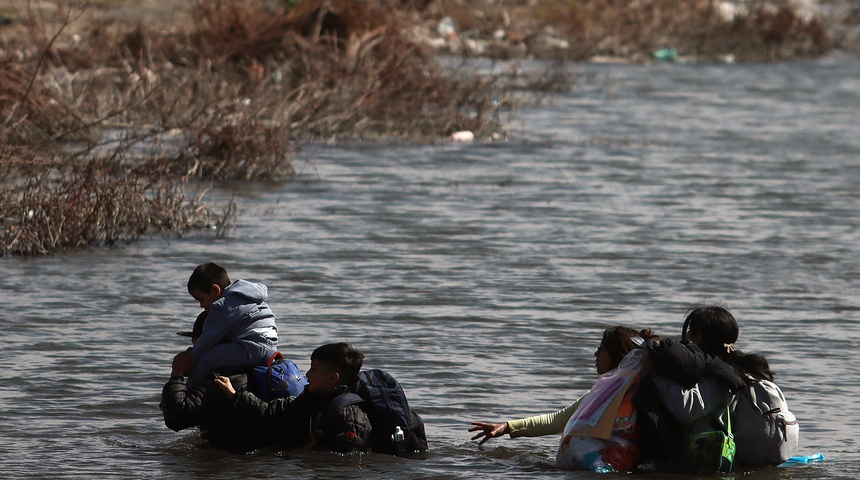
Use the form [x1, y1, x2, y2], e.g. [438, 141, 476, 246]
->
[1, 54, 859, 479]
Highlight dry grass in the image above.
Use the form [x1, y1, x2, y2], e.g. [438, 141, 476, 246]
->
[0, 147, 228, 256]
[0, 0, 831, 255]
[1, 0, 515, 145]
[0, 0, 525, 255]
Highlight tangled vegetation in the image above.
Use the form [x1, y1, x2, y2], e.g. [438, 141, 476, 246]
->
[0, 0, 521, 255]
[0, 0, 835, 255]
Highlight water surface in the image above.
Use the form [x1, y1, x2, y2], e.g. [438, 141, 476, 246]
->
[1, 53, 858, 479]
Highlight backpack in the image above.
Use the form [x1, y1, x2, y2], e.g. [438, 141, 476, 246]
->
[248, 351, 307, 402]
[330, 368, 428, 456]
[730, 379, 799, 466]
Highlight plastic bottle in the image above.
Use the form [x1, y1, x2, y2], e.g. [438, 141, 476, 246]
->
[391, 426, 404, 443]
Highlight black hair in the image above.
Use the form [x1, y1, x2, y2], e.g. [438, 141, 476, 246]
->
[187, 262, 231, 294]
[311, 343, 364, 385]
[682, 304, 774, 382]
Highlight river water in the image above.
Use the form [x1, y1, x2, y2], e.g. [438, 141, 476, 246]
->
[2, 53, 859, 479]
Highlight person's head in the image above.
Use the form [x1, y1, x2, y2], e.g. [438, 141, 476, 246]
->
[177, 310, 208, 344]
[594, 326, 656, 374]
[187, 262, 231, 310]
[681, 305, 739, 358]
[682, 304, 774, 381]
[306, 343, 364, 394]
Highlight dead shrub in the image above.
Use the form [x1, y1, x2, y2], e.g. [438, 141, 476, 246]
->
[0, 147, 228, 256]
[0, 0, 536, 255]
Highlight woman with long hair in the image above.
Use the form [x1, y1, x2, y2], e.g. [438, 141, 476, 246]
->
[469, 325, 659, 472]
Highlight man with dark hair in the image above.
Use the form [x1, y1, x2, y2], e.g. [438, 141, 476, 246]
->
[215, 343, 373, 453]
[161, 318, 272, 453]
[308, 342, 364, 385]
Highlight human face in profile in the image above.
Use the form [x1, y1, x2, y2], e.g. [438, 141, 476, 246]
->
[190, 285, 222, 310]
[595, 344, 614, 375]
[305, 358, 340, 394]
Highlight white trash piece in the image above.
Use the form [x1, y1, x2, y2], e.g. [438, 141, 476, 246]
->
[450, 130, 475, 142]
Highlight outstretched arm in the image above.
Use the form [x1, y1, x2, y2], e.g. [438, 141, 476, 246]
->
[468, 393, 587, 445]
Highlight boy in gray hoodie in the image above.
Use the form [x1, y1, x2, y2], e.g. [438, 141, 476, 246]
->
[177, 262, 279, 387]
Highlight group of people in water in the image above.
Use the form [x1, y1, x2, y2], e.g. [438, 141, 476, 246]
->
[161, 262, 384, 453]
[160, 262, 798, 472]
[469, 306, 799, 472]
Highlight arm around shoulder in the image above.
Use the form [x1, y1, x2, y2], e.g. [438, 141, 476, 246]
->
[232, 389, 312, 428]
[651, 375, 729, 424]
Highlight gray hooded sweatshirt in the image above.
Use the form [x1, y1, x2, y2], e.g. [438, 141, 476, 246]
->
[190, 279, 278, 361]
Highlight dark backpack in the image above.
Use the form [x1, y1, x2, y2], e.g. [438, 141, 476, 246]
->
[248, 351, 307, 402]
[330, 368, 428, 456]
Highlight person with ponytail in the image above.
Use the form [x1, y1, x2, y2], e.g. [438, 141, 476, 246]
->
[680, 305, 773, 382]
[635, 304, 785, 471]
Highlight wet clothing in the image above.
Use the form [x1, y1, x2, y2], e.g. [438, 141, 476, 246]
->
[160, 373, 270, 453]
[188, 279, 279, 387]
[634, 339, 739, 465]
[507, 382, 643, 471]
[231, 385, 372, 454]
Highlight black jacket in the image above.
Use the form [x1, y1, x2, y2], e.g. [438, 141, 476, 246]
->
[646, 338, 745, 392]
[634, 339, 745, 466]
[160, 373, 271, 453]
[232, 385, 372, 453]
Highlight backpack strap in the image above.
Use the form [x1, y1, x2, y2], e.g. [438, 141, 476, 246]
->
[328, 392, 365, 416]
[725, 405, 733, 439]
[741, 381, 782, 416]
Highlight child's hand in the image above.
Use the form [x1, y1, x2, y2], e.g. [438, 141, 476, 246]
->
[213, 374, 236, 400]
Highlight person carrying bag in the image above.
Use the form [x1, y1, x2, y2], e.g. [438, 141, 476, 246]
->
[676, 406, 735, 474]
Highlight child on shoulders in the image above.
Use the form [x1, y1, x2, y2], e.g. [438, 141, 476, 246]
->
[181, 262, 279, 387]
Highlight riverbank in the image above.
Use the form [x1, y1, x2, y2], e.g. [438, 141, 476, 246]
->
[0, 0, 855, 256]
[409, 0, 838, 63]
[2, 0, 853, 62]
[1, 1, 521, 255]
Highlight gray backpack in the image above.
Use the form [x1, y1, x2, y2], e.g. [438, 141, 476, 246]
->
[729, 380, 799, 466]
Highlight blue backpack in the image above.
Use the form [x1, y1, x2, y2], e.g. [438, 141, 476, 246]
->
[248, 351, 307, 401]
[330, 368, 428, 456]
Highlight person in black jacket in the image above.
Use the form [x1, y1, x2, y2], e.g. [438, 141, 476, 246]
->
[160, 355, 271, 452]
[634, 304, 773, 471]
[160, 314, 280, 453]
[214, 342, 372, 454]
